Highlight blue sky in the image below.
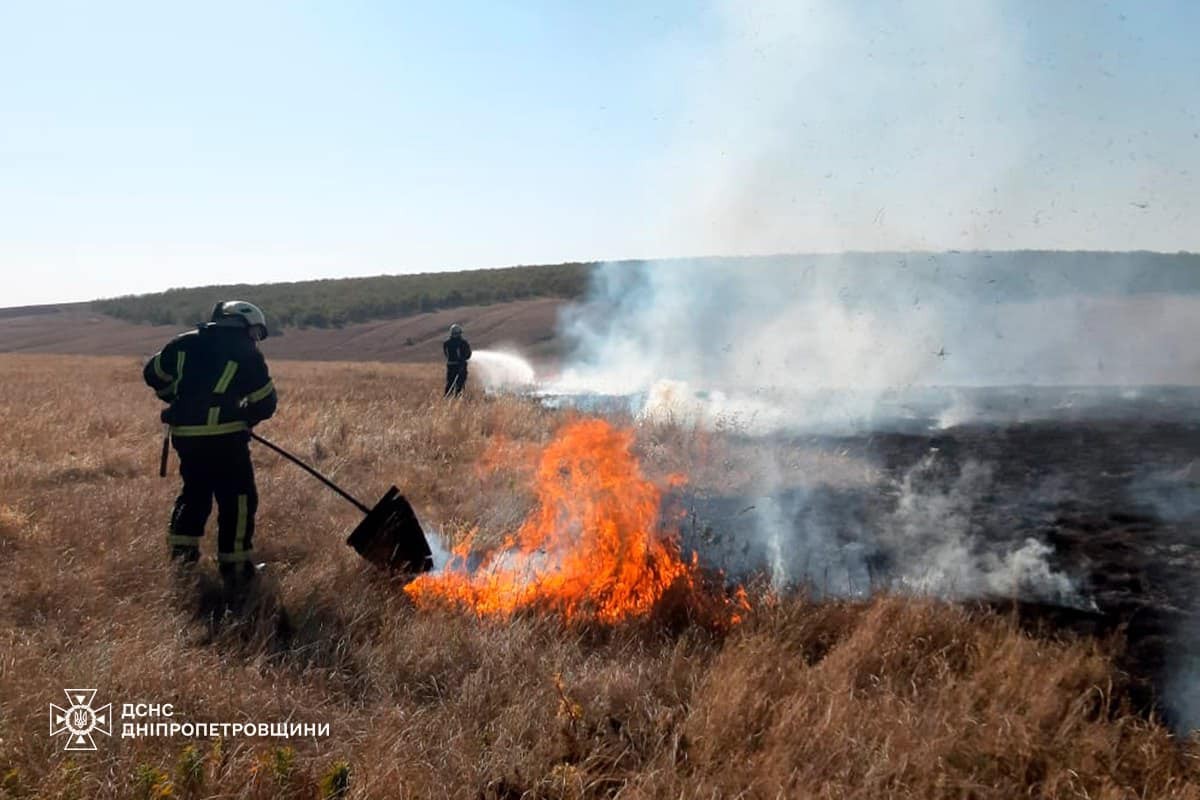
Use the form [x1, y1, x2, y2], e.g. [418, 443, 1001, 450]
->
[1, 0, 1197, 305]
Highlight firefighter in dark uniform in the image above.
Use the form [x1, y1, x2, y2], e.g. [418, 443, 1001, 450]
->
[143, 300, 278, 586]
[443, 323, 472, 396]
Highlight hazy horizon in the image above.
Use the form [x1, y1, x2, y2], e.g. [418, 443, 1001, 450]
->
[3, 247, 1197, 310]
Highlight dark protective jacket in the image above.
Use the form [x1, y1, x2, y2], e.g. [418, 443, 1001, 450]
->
[443, 335, 472, 365]
[143, 324, 277, 437]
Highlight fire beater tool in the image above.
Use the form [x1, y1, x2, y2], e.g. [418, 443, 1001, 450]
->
[249, 432, 433, 574]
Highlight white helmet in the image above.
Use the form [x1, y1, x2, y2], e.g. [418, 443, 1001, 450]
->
[212, 300, 269, 339]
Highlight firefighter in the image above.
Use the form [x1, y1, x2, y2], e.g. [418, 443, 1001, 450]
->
[443, 323, 472, 396]
[143, 300, 277, 586]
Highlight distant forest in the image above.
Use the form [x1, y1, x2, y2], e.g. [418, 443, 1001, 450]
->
[92, 251, 1200, 332]
[93, 262, 594, 332]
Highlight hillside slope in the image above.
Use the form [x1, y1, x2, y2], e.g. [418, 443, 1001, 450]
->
[94, 262, 591, 330]
[88, 252, 1200, 333]
[7, 250, 1199, 366]
[0, 298, 567, 363]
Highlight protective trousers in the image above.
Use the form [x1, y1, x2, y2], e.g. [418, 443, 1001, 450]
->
[167, 434, 257, 565]
[445, 364, 468, 396]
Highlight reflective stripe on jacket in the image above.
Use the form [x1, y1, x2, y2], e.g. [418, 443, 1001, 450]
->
[144, 324, 277, 436]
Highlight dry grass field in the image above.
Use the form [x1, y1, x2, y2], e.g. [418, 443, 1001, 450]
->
[2, 353, 1199, 799]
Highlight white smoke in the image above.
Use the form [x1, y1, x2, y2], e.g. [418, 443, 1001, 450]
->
[541, 0, 1192, 723]
[471, 349, 537, 393]
[741, 449, 874, 598]
[548, 0, 1199, 421]
[535, 253, 1183, 614]
[636, 378, 797, 434]
[552, 258, 1200, 436]
[1133, 461, 1200, 523]
[711, 447, 1088, 606]
[883, 453, 1082, 604]
[1166, 622, 1200, 736]
[934, 390, 978, 431]
[424, 529, 454, 572]
[555, 260, 923, 398]
[532, 0, 1195, 612]
[1129, 461, 1200, 735]
[646, 1, 1033, 255]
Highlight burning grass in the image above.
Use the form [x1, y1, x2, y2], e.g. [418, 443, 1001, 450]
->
[406, 417, 745, 627]
[0, 353, 1198, 798]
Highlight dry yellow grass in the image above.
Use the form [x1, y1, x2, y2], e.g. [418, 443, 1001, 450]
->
[1, 353, 1198, 799]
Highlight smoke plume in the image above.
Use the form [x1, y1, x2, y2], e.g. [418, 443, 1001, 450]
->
[522, 0, 1200, 727]
[555, 255, 1200, 427]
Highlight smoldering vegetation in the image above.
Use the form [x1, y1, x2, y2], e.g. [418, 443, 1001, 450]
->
[542, 252, 1200, 737]
[660, 418, 1200, 732]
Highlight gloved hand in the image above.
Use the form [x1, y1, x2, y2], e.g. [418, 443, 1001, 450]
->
[233, 398, 260, 428]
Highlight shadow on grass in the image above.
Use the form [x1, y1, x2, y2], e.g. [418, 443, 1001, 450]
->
[166, 566, 373, 694]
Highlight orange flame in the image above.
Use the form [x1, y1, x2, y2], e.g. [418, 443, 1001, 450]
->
[405, 418, 713, 623]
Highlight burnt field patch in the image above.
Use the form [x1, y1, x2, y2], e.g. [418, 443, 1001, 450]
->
[671, 417, 1200, 728]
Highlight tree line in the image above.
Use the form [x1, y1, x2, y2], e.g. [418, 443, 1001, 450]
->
[93, 262, 594, 332]
[91, 251, 1200, 333]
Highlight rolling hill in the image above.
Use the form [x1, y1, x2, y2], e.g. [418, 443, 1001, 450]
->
[0, 298, 567, 363]
[5, 251, 1198, 366]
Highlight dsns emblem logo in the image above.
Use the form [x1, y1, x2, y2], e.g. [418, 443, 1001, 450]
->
[49, 689, 112, 751]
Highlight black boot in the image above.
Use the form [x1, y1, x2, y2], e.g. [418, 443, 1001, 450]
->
[170, 546, 199, 565]
[219, 561, 259, 592]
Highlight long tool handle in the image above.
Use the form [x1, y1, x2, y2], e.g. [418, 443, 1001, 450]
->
[159, 426, 170, 477]
[249, 432, 371, 514]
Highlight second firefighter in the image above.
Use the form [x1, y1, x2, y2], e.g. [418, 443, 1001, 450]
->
[443, 323, 472, 396]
